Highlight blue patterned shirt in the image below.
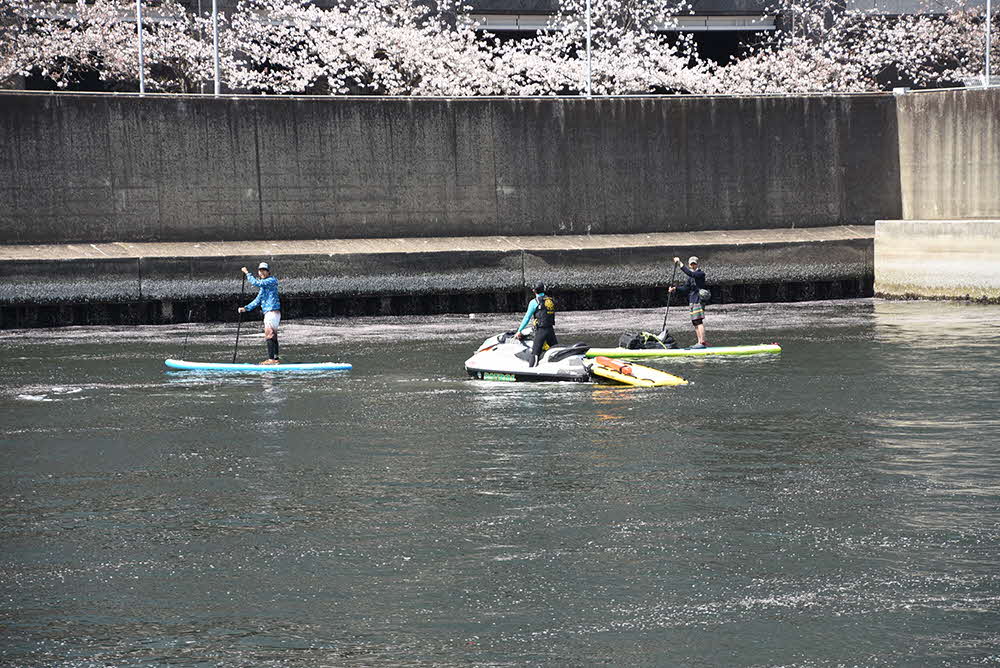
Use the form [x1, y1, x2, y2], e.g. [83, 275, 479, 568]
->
[244, 275, 281, 313]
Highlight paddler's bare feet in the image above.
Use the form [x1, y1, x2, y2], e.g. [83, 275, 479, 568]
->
[260, 359, 280, 365]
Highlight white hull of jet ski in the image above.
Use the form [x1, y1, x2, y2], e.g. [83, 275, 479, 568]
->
[464, 332, 591, 383]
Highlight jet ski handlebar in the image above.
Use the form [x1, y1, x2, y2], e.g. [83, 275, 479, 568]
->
[498, 330, 530, 347]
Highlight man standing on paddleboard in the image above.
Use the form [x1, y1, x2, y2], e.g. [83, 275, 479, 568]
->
[238, 262, 282, 365]
[515, 281, 557, 367]
[668, 256, 709, 349]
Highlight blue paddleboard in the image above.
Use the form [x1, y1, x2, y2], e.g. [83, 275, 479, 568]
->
[165, 359, 352, 372]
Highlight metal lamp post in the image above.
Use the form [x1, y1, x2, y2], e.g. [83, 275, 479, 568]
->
[212, 0, 221, 95]
[987, 0, 993, 87]
[136, 0, 145, 93]
[585, 0, 593, 97]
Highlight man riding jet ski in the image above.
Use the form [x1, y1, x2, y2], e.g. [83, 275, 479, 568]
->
[515, 281, 558, 367]
[465, 330, 591, 382]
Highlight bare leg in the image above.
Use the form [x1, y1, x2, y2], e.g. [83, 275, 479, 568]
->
[694, 322, 706, 344]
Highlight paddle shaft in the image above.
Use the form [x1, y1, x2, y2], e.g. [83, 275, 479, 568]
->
[181, 303, 194, 358]
[232, 274, 246, 364]
[661, 262, 679, 332]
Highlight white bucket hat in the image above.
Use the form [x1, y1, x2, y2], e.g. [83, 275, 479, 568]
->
[258, 262, 270, 271]
[688, 256, 699, 265]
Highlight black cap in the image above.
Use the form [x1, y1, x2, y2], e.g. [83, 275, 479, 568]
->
[533, 281, 546, 293]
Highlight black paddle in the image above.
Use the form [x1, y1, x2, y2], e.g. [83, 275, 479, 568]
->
[181, 303, 194, 359]
[232, 273, 246, 364]
[660, 261, 679, 335]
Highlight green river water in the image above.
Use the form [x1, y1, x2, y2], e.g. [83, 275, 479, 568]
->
[1, 298, 998, 666]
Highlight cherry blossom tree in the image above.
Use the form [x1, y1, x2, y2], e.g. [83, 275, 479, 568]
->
[224, 0, 502, 95]
[1, 0, 214, 92]
[491, 0, 712, 95]
[711, 0, 998, 92]
[884, 2, 999, 85]
[0, 4, 22, 86]
[223, 0, 713, 95]
[1, 0, 994, 94]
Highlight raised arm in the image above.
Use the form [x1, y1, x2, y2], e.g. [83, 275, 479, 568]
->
[246, 274, 277, 288]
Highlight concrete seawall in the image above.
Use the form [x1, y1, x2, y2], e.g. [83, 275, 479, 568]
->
[875, 220, 1000, 302]
[896, 88, 1000, 220]
[0, 226, 873, 328]
[877, 88, 1000, 302]
[3, 88, 999, 324]
[0, 92, 901, 244]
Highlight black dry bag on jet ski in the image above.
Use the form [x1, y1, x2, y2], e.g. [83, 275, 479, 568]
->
[619, 331, 644, 349]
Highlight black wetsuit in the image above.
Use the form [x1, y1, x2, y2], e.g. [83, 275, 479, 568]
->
[530, 295, 558, 366]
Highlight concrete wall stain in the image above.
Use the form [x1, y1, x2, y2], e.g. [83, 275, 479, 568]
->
[0, 93, 903, 244]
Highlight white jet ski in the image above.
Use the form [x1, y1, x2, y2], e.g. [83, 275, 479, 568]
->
[465, 331, 591, 383]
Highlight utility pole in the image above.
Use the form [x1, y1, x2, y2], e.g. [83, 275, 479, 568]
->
[136, 0, 145, 93]
[585, 0, 593, 97]
[212, 0, 221, 95]
[987, 0, 993, 87]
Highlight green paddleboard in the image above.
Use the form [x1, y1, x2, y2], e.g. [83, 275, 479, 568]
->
[584, 343, 781, 359]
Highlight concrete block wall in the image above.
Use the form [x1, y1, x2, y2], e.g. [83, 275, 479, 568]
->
[0, 236, 873, 306]
[0, 231, 874, 327]
[875, 88, 1000, 301]
[896, 87, 1000, 220]
[0, 92, 902, 244]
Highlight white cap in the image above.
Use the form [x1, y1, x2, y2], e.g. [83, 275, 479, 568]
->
[688, 256, 699, 265]
[258, 262, 270, 270]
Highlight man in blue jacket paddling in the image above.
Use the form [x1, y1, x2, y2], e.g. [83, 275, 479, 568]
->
[238, 262, 282, 365]
[668, 256, 709, 349]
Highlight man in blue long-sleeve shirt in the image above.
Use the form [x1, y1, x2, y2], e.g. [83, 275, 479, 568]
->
[668, 256, 709, 349]
[238, 262, 282, 364]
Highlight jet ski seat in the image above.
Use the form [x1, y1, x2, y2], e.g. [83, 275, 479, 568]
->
[547, 343, 590, 363]
[514, 348, 533, 362]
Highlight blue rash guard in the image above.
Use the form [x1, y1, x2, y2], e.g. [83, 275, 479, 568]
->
[677, 266, 706, 304]
[244, 275, 281, 313]
[517, 294, 544, 332]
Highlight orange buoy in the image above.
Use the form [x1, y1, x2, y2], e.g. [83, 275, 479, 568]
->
[594, 356, 633, 376]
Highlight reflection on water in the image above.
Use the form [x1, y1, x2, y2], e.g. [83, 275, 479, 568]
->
[590, 384, 641, 423]
[1, 299, 999, 666]
[874, 299, 1000, 348]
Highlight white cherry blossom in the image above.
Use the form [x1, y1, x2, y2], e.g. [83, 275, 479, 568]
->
[2, 0, 995, 94]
